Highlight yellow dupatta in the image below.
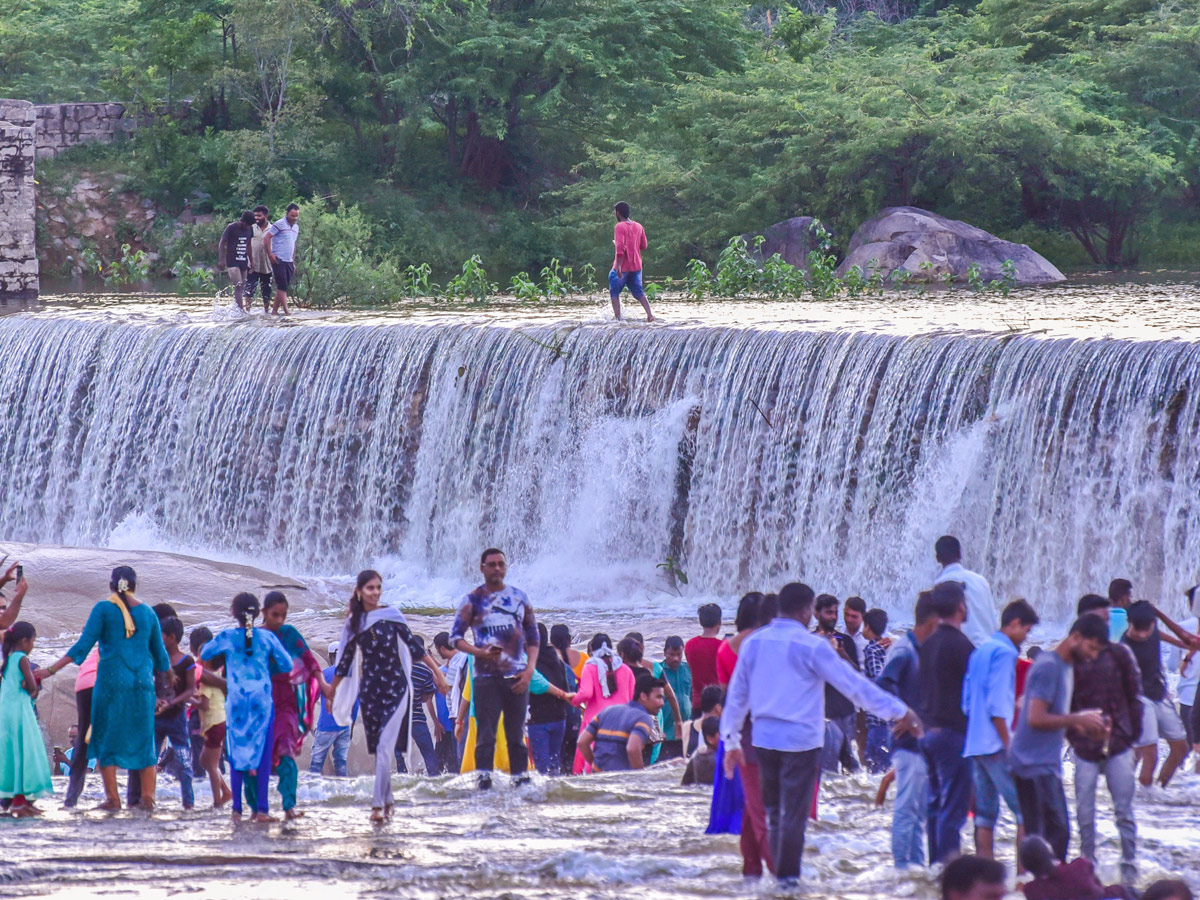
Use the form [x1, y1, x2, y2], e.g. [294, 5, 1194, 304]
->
[107, 592, 136, 638]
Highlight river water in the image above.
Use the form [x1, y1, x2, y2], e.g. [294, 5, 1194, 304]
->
[2, 283, 1200, 897]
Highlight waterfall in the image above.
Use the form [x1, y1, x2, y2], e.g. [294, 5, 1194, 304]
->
[1, 311, 1197, 619]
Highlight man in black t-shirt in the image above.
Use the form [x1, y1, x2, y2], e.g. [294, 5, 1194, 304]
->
[813, 593, 861, 773]
[918, 581, 976, 864]
[1124, 601, 1190, 788]
[217, 210, 256, 310]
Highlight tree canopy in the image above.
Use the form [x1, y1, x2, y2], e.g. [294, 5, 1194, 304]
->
[5, 0, 1198, 274]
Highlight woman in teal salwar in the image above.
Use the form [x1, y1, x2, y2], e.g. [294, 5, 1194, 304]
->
[43, 566, 170, 810]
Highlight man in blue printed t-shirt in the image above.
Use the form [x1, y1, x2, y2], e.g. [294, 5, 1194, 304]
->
[450, 547, 539, 790]
[264, 202, 300, 316]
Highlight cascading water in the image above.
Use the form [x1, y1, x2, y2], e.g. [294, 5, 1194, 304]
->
[1, 307, 1198, 619]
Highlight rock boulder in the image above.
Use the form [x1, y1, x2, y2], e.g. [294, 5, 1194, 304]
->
[837, 206, 1065, 285]
[741, 216, 821, 270]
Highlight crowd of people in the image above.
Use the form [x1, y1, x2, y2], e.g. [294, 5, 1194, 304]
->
[0, 537, 1197, 899]
[217, 203, 300, 315]
[212, 200, 658, 321]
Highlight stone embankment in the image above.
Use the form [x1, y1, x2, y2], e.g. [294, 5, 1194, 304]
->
[35, 102, 135, 159]
[0, 100, 140, 296]
[0, 100, 38, 300]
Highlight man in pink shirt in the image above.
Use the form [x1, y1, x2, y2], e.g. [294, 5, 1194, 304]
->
[609, 201, 656, 322]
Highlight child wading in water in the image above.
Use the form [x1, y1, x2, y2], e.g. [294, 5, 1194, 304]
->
[608, 201, 656, 322]
[0, 623, 54, 815]
[190, 628, 232, 808]
[260, 591, 326, 820]
[200, 593, 292, 822]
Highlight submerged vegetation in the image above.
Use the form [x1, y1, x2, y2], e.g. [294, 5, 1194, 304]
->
[8, 0, 1200, 301]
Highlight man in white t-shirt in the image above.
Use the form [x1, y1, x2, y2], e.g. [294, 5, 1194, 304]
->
[933, 534, 997, 647]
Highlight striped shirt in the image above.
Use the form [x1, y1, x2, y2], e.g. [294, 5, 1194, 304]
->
[586, 701, 655, 771]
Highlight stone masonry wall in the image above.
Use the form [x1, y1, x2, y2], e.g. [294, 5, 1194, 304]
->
[35, 102, 133, 159]
[0, 99, 38, 299]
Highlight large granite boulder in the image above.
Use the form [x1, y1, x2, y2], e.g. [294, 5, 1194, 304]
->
[740, 216, 821, 270]
[837, 207, 1065, 285]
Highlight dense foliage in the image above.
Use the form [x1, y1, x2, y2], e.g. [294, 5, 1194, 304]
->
[5, 0, 1198, 283]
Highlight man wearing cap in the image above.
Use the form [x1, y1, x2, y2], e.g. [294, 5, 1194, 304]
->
[310, 641, 357, 776]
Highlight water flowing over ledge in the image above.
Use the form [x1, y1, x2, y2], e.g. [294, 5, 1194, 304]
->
[2, 306, 1198, 620]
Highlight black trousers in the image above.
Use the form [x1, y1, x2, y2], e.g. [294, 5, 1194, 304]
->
[473, 676, 529, 776]
[246, 270, 272, 309]
[757, 746, 822, 881]
[1015, 772, 1071, 861]
[64, 688, 93, 807]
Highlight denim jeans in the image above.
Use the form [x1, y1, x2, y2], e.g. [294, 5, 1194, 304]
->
[528, 719, 566, 775]
[396, 718, 441, 775]
[128, 712, 194, 809]
[891, 747, 928, 868]
[309, 728, 351, 776]
[1015, 771, 1070, 861]
[756, 746, 821, 881]
[1075, 750, 1137, 881]
[971, 750, 1023, 829]
[919, 728, 971, 864]
[865, 722, 892, 774]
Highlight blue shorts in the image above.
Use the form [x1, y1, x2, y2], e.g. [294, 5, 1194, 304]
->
[609, 269, 645, 299]
[971, 750, 1023, 829]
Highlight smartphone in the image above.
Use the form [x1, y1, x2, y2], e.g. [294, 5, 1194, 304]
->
[14, 565, 23, 581]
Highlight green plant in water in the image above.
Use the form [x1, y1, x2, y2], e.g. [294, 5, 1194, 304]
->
[713, 235, 762, 296]
[444, 255, 497, 302]
[997, 259, 1018, 296]
[684, 258, 713, 299]
[508, 271, 541, 301]
[170, 252, 216, 295]
[967, 262, 985, 292]
[656, 557, 689, 594]
[110, 244, 151, 286]
[804, 220, 841, 299]
[644, 282, 663, 303]
[537, 259, 572, 298]
[401, 263, 435, 299]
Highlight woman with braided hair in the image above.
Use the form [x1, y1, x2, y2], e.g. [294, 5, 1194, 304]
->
[42, 566, 171, 811]
[200, 593, 293, 822]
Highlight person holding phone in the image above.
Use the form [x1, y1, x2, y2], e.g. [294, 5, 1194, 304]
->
[0, 561, 28, 631]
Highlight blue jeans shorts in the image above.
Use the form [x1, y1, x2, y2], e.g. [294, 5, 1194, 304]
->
[609, 269, 645, 299]
[972, 750, 1023, 829]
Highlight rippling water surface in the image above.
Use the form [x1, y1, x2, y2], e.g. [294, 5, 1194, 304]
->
[4, 762, 1200, 899]
[4, 282, 1200, 898]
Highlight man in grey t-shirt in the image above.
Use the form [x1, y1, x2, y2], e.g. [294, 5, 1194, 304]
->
[1009, 615, 1108, 860]
[264, 202, 300, 316]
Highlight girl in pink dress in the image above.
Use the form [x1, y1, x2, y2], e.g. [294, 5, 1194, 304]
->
[570, 634, 635, 774]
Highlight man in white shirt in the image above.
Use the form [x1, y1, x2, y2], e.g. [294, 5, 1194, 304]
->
[1167, 590, 1200, 773]
[933, 535, 997, 647]
[722, 581, 922, 882]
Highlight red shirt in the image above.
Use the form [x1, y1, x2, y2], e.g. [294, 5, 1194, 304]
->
[685, 635, 722, 708]
[612, 219, 647, 272]
[1013, 656, 1032, 727]
[716, 640, 738, 687]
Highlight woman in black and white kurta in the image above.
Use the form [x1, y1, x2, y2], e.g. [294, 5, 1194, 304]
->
[327, 570, 433, 822]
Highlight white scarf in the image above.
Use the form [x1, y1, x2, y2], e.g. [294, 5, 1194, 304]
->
[586, 644, 624, 699]
[332, 606, 414, 749]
